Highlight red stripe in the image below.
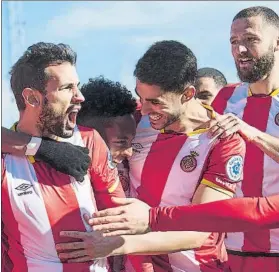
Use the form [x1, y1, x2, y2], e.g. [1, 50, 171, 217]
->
[241, 96, 272, 252]
[212, 85, 237, 114]
[133, 133, 187, 272]
[2, 170, 28, 272]
[138, 133, 187, 207]
[33, 163, 92, 272]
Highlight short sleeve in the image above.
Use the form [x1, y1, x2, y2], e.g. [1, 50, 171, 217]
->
[201, 133, 246, 195]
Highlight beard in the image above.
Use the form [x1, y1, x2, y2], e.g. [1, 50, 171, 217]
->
[236, 47, 274, 83]
[37, 97, 74, 138]
[150, 113, 180, 131]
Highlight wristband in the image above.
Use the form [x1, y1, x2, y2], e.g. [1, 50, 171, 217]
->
[25, 137, 42, 156]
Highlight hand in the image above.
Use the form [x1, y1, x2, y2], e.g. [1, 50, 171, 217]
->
[35, 138, 91, 182]
[208, 113, 261, 141]
[56, 230, 125, 262]
[89, 197, 151, 236]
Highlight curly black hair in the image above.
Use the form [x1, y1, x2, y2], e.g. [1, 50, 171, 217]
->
[10, 42, 77, 111]
[134, 40, 197, 93]
[233, 6, 279, 30]
[196, 67, 227, 89]
[77, 76, 137, 124]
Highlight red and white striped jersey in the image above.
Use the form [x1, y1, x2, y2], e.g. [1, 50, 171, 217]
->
[212, 83, 279, 254]
[127, 113, 246, 272]
[2, 125, 124, 272]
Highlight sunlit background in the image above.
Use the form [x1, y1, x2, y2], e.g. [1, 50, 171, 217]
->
[2, 1, 279, 127]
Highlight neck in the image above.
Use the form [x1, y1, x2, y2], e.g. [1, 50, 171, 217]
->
[250, 59, 279, 95]
[165, 100, 211, 134]
[16, 110, 43, 137]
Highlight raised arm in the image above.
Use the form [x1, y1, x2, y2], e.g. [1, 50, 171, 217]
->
[2, 126, 90, 181]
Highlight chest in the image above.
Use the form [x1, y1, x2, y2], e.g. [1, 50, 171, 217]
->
[2, 156, 96, 239]
[130, 132, 215, 206]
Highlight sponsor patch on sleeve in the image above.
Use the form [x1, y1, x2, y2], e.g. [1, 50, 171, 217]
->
[225, 155, 243, 182]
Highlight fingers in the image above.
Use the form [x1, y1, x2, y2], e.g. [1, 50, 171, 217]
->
[60, 231, 87, 239]
[91, 217, 127, 230]
[102, 229, 134, 237]
[93, 222, 131, 233]
[56, 241, 85, 251]
[59, 249, 87, 260]
[111, 197, 135, 205]
[83, 213, 91, 223]
[67, 256, 93, 263]
[209, 114, 239, 138]
[92, 207, 126, 220]
[220, 123, 240, 138]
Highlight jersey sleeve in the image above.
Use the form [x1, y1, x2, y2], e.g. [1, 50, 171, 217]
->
[149, 195, 279, 232]
[200, 133, 246, 195]
[90, 130, 125, 210]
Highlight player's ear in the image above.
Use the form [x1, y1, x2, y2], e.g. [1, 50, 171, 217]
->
[22, 88, 41, 108]
[181, 86, 196, 103]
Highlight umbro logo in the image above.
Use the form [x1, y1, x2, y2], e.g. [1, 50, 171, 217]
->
[15, 183, 33, 196]
[132, 143, 143, 153]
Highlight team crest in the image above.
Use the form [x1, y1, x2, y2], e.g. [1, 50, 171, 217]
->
[180, 151, 199, 172]
[275, 113, 279, 126]
[226, 155, 243, 182]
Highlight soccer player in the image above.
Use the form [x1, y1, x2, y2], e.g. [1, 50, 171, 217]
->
[77, 76, 136, 165]
[56, 40, 246, 272]
[2, 76, 137, 196]
[195, 67, 227, 105]
[208, 6, 279, 272]
[1, 42, 125, 271]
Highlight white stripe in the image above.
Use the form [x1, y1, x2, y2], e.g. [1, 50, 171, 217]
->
[129, 115, 159, 197]
[223, 83, 248, 119]
[160, 133, 217, 271]
[5, 155, 63, 271]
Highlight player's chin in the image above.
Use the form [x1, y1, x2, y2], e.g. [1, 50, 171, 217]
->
[61, 124, 75, 138]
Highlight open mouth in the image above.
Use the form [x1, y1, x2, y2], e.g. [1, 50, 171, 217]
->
[238, 57, 253, 68]
[149, 113, 163, 122]
[67, 106, 81, 128]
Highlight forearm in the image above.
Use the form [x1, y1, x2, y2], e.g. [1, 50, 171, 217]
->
[1, 127, 31, 156]
[150, 195, 279, 232]
[118, 231, 209, 256]
[251, 131, 279, 163]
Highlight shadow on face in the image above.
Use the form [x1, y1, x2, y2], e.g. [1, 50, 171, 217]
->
[195, 77, 220, 105]
[104, 114, 136, 163]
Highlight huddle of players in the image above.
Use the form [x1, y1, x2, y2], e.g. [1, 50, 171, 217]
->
[2, 5, 279, 272]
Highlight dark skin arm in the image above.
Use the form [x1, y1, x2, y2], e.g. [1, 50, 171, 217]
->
[2, 126, 31, 155]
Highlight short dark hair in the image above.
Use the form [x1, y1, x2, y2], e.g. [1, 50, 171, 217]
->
[233, 6, 279, 30]
[134, 40, 197, 93]
[10, 42, 77, 111]
[196, 67, 227, 88]
[77, 76, 137, 124]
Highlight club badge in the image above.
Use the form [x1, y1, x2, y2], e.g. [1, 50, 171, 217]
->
[226, 155, 243, 182]
[180, 151, 199, 172]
